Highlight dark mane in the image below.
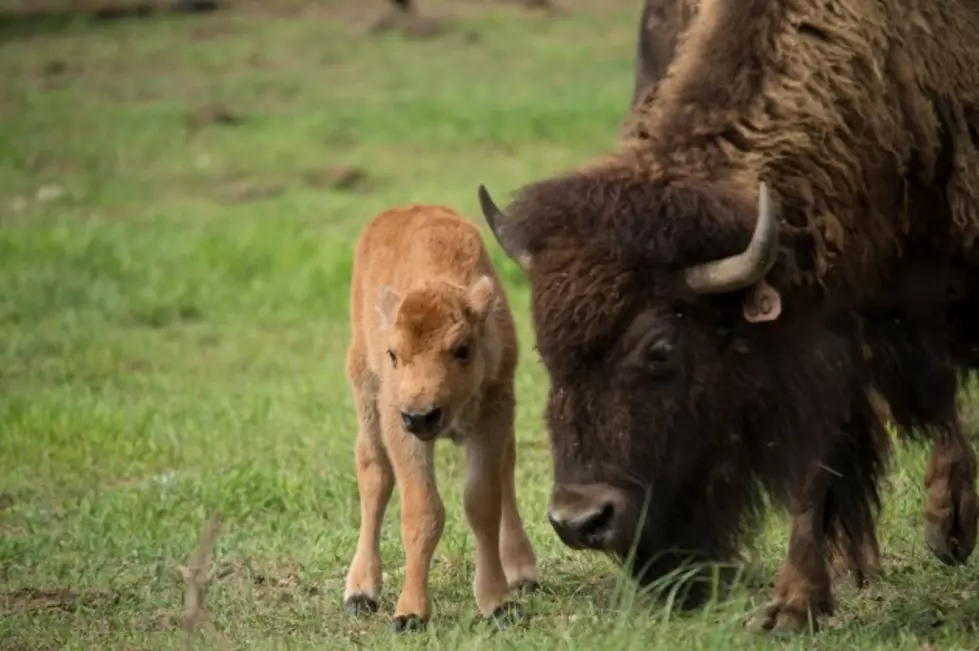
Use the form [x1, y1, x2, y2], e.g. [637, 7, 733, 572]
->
[618, 0, 979, 299]
[506, 166, 763, 271]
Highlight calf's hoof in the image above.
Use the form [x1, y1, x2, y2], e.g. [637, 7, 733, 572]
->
[508, 579, 541, 595]
[343, 594, 378, 616]
[745, 601, 819, 634]
[487, 601, 526, 629]
[390, 614, 427, 634]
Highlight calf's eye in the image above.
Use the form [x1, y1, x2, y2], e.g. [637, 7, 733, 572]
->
[452, 344, 471, 362]
[387, 349, 398, 368]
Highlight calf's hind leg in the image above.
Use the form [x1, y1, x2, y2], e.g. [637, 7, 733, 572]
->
[496, 397, 540, 593]
[464, 397, 527, 624]
[383, 417, 445, 633]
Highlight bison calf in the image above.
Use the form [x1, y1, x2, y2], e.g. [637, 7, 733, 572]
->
[342, 204, 540, 633]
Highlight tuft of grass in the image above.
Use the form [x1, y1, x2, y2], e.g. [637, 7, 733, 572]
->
[1, 1, 978, 649]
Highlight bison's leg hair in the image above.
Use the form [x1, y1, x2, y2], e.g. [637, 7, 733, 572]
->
[464, 404, 525, 624]
[924, 418, 978, 566]
[861, 315, 978, 565]
[383, 417, 445, 633]
[343, 358, 395, 616]
[829, 526, 881, 588]
[747, 473, 834, 633]
[495, 393, 540, 594]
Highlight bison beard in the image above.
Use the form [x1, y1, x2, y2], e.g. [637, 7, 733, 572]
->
[476, 0, 979, 633]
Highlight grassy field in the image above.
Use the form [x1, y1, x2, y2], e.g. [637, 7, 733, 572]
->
[2, 1, 978, 649]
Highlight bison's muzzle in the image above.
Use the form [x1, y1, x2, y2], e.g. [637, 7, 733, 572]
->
[547, 483, 634, 553]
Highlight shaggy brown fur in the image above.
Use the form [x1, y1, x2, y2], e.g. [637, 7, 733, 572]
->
[477, 0, 979, 634]
[342, 205, 539, 634]
[626, 0, 977, 593]
[629, 0, 700, 109]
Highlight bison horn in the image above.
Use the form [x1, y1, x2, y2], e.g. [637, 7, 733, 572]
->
[683, 181, 779, 294]
[477, 184, 532, 272]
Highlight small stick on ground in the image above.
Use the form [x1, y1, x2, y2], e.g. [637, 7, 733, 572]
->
[178, 515, 229, 651]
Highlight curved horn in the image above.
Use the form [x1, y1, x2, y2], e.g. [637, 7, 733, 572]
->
[477, 184, 532, 272]
[683, 181, 779, 294]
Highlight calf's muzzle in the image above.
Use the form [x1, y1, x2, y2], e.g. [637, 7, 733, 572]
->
[400, 406, 443, 440]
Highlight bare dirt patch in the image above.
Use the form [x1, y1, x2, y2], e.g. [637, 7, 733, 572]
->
[302, 166, 373, 193]
[0, 587, 121, 615]
[185, 103, 246, 133]
[214, 178, 285, 204]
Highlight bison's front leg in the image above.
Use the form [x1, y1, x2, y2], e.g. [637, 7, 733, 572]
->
[924, 420, 978, 566]
[746, 496, 834, 633]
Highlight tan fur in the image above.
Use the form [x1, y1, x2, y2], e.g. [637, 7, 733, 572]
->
[342, 205, 539, 630]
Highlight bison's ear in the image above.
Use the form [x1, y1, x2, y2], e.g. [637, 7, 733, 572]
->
[376, 285, 403, 329]
[466, 275, 497, 324]
[742, 279, 782, 323]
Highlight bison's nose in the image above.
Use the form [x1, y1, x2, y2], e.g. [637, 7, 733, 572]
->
[547, 483, 628, 551]
[400, 407, 443, 438]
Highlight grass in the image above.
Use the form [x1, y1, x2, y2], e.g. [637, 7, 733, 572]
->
[1, 1, 978, 649]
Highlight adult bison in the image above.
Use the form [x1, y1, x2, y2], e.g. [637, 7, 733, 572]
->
[477, 0, 979, 632]
[628, 0, 975, 590]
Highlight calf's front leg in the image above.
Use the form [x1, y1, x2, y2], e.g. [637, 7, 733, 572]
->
[383, 418, 445, 633]
[343, 426, 395, 614]
[343, 365, 395, 615]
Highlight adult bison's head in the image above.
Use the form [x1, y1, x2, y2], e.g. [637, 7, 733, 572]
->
[477, 165, 795, 597]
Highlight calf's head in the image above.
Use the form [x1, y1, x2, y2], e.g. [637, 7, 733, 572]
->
[377, 275, 498, 441]
[477, 169, 795, 589]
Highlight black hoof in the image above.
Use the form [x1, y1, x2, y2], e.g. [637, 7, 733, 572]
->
[508, 579, 541, 595]
[343, 594, 378, 616]
[390, 614, 426, 634]
[925, 522, 973, 567]
[488, 601, 526, 628]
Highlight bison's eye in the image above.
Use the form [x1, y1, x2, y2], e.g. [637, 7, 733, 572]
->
[387, 349, 398, 368]
[646, 338, 676, 365]
[452, 343, 471, 362]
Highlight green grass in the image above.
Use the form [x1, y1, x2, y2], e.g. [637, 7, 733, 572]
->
[1, 1, 978, 649]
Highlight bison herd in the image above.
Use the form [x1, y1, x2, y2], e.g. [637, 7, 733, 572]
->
[342, 0, 979, 636]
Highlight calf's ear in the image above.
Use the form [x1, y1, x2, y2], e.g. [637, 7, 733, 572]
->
[741, 279, 781, 323]
[376, 285, 402, 329]
[466, 275, 496, 323]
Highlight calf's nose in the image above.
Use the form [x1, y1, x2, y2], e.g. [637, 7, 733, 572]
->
[547, 483, 626, 551]
[400, 406, 443, 438]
